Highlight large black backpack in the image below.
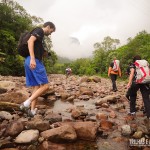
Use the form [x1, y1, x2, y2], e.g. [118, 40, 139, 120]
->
[17, 28, 39, 57]
[17, 31, 31, 57]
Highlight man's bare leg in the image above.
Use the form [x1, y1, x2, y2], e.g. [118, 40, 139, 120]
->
[31, 85, 40, 111]
[21, 84, 49, 108]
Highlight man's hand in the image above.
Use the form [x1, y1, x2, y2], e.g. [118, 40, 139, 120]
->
[30, 58, 36, 69]
[127, 83, 131, 89]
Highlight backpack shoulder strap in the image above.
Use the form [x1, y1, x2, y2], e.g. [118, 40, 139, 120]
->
[134, 60, 149, 83]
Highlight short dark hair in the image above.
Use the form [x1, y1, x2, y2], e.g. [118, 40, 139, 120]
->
[43, 22, 56, 31]
[133, 55, 141, 62]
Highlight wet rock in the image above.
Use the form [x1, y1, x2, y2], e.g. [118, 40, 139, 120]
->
[109, 130, 122, 139]
[41, 88, 55, 98]
[121, 125, 132, 136]
[78, 95, 90, 100]
[91, 76, 101, 83]
[109, 111, 117, 118]
[80, 76, 101, 83]
[26, 120, 50, 132]
[44, 113, 62, 124]
[71, 107, 88, 119]
[0, 111, 13, 120]
[60, 92, 70, 101]
[39, 141, 66, 150]
[0, 92, 28, 104]
[137, 125, 149, 134]
[101, 103, 109, 108]
[73, 121, 98, 141]
[5, 121, 24, 136]
[0, 81, 15, 91]
[0, 88, 7, 94]
[79, 86, 93, 96]
[96, 113, 108, 120]
[132, 131, 143, 139]
[95, 98, 107, 106]
[100, 120, 114, 130]
[66, 95, 75, 102]
[15, 130, 39, 144]
[112, 103, 126, 111]
[96, 95, 119, 106]
[85, 115, 96, 122]
[80, 76, 91, 83]
[40, 125, 77, 143]
[0, 139, 15, 149]
[27, 145, 37, 150]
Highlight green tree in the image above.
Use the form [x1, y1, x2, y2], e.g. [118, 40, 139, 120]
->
[92, 36, 120, 75]
[0, 0, 57, 76]
[94, 36, 120, 51]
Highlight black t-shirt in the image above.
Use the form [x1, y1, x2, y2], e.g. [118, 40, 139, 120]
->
[130, 63, 136, 82]
[126, 66, 130, 75]
[31, 27, 44, 61]
[110, 62, 114, 68]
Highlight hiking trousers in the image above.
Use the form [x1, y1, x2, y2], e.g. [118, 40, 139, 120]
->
[129, 83, 150, 117]
[110, 74, 117, 91]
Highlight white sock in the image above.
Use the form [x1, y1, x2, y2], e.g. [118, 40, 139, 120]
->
[31, 108, 37, 115]
[23, 99, 31, 107]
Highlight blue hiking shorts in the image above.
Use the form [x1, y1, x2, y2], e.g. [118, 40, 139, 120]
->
[24, 56, 48, 86]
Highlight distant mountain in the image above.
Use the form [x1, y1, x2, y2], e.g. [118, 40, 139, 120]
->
[70, 37, 80, 45]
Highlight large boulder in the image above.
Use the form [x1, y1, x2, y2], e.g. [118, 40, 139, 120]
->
[15, 130, 39, 144]
[40, 125, 77, 143]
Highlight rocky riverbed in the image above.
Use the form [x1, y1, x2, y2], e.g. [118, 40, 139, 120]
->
[0, 74, 149, 150]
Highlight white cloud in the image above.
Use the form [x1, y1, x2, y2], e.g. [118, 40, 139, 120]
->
[15, 0, 150, 59]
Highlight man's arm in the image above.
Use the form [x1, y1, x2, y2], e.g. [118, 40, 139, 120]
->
[108, 67, 111, 77]
[118, 67, 121, 77]
[27, 35, 37, 69]
[127, 68, 134, 88]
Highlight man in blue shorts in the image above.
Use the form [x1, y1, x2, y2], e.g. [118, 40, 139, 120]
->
[20, 22, 56, 116]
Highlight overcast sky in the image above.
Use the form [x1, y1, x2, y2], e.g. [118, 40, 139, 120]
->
[15, 0, 150, 59]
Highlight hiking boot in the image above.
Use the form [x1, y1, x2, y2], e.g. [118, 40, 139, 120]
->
[27, 109, 34, 117]
[20, 103, 29, 113]
[125, 112, 136, 121]
[27, 108, 37, 117]
[111, 89, 117, 92]
[128, 112, 136, 116]
[113, 89, 117, 92]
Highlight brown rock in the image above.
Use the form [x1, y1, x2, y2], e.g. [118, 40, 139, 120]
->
[79, 87, 93, 96]
[5, 121, 24, 136]
[100, 120, 114, 130]
[26, 120, 50, 132]
[96, 113, 108, 120]
[73, 121, 98, 141]
[39, 141, 66, 150]
[109, 111, 117, 118]
[40, 125, 77, 143]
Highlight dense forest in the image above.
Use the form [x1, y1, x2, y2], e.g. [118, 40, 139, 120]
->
[0, 0, 150, 77]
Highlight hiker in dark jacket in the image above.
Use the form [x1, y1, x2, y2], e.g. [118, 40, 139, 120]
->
[127, 55, 150, 121]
